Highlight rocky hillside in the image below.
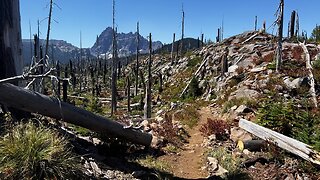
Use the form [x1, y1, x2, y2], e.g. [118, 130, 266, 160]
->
[120, 30, 320, 179]
[91, 27, 163, 58]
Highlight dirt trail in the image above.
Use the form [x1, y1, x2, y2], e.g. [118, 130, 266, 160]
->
[161, 107, 213, 179]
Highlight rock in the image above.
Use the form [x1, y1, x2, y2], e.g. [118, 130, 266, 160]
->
[151, 135, 163, 148]
[230, 87, 260, 100]
[92, 138, 101, 146]
[235, 105, 253, 114]
[230, 105, 238, 111]
[208, 134, 216, 141]
[274, 85, 283, 91]
[250, 66, 266, 73]
[230, 127, 252, 142]
[283, 77, 308, 90]
[212, 165, 228, 177]
[141, 120, 150, 131]
[228, 65, 239, 73]
[90, 161, 102, 176]
[170, 102, 178, 110]
[243, 149, 251, 155]
[156, 109, 164, 116]
[155, 116, 163, 122]
[207, 157, 219, 170]
[199, 80, 207, 89]
[132, 171, 147, 178]
[141, 120, 149, 127]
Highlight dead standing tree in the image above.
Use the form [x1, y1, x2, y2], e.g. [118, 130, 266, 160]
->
[135, 22, 140, 96]
[144, 33, 152, 119]
[180, 5, 185, 57]
[276, 0, 284, 72]
[171, 33, 175, 65]
[111, 0, 118, 115]
[45, 0, 53, 66]
[0, 0, 23, 81]
[289, 10, 296, 39]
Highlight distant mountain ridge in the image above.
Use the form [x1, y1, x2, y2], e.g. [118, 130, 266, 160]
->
[91, 27, 163, 58]
[22, 39, 92, 65]
[22, 27, 163, 64]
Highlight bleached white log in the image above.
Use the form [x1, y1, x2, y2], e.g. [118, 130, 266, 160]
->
[239, 119, 320, 165]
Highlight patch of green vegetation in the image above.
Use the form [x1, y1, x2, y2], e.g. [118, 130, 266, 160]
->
[267, 62, 276, 70]
[257, 98, 320, 151]
[0, 121, 83, 179]
[184, 51, 194, 58]
[208, 147, 249, 179]
[117, 77, 126, 90]
[215, 87, 237, 106]
[173, 105, 200, 128]
[71, 125, 92, 136]
[132, 94, 143, 104]
[86, 97, 103, 114]
[222, 97, 258, 113]
[163, 144, 181, 154]
[187, 56, 202, 68]
[185, 76, 202, 99]
[312, 58, 320, 84]
[136, 155, 171, 173]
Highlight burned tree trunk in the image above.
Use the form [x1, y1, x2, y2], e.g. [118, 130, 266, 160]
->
[144, 33, 152, 119]
[0, 83, 153, 146]
[217, 28, 221, 43]
[201, 34, 204, 47]
[56, 61, 61, 97]
[127, 76, 131, 113]
[290, 10, 296, 39]
[180, 5, 185, 56]
[171, 33, 175, 65]
[63, 66, 68, 102]
[255, 16, 258, 31]
[221, 48, 228, 76]
[276, 0, 284, 72]
[0, 0, 23, 81]
[45, 0, 53, 66]
[158, 73, 163, 93]
[135, 22, 140, 96]
[111, 0, 118, 115]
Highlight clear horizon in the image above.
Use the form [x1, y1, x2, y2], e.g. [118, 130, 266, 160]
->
[20, 0, 320, 48]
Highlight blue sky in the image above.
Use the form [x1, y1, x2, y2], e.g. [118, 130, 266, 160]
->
[20, 0, 320, 48]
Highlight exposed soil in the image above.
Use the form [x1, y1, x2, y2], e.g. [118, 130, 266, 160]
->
[160, 107, 213, 179]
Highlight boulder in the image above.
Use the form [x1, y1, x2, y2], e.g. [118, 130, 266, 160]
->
[199, 80, 207, 89]
[228, 65, 239, 73]
[230, 127, 252, 142]
[230, 87, 260, 100]
[207, 157, 219, 170]
[283, 77, 308, 90]
[235, 105, 253, 114]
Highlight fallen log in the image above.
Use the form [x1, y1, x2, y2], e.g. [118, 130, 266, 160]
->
[0, 83, 152, 146]
[180, 55, 212, 97]
[239, 119, 320, 165]
[300, 42, 317, 107]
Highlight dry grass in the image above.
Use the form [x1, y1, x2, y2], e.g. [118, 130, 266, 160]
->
[0, 121, 83, 179]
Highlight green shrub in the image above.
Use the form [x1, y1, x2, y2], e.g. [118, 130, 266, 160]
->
[87, 97, 103, 114]
[257, 99, 320, 151]
[187, 56, 201, 68]
[207, 147, 247, 178]
[0, 122, 83, 179]
[187, 76, 202, 99]
[312, 59, 320, 84]
[172, 105, 200, 129]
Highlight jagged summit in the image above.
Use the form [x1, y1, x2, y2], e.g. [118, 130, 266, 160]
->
[91, 27, 163, 58]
